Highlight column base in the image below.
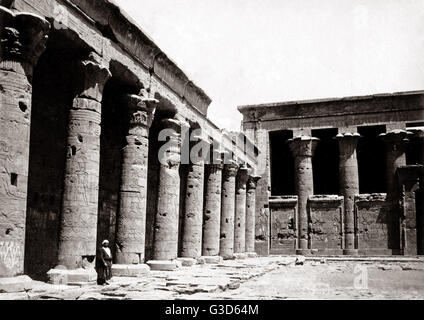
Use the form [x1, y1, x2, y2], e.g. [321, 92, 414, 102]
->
[47, 267, 97, 285]
[197, 256, 224, 265]
[0, 275, 33, 293]
[176, 258, 197, 267]
[343, 249, 359, 256]
[233, 253, 248, 260]
[111, 264, 150, 277]
[146, 260, 182, 271]
[246, 252, 258, 258]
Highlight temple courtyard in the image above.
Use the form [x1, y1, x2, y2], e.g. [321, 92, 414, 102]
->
[1, 256, 423, 300]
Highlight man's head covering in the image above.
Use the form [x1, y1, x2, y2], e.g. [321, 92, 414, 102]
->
[102, 240, 109, 246]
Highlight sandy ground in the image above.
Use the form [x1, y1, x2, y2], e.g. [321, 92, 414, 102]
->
[1, 257, 424, 300]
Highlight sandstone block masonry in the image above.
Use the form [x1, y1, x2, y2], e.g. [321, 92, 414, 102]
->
[0, 0, 259, 282]
[239, 92, 424, 256]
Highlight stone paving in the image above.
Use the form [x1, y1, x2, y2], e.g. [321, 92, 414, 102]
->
[1, 256, 424, 300]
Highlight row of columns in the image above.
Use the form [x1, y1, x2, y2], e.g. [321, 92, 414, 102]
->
[287, 129, 413, 255]
[150, 120, 261, 268]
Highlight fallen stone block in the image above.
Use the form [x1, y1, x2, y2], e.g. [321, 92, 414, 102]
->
[197, 256, 224, 265]
[246, 252, 258, 258]
[295, 256, 306, 266]
[177, 258, 197, 267]
[233, 253, 247, 260]
[147, 260, 182, 271]
[0, 275, 33, 293]
[47, 268, 97, 285]
[112, 264, 150, 277]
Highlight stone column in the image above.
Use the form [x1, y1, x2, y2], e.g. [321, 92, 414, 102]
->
[201, 151, 224, 263]
[113, 94, 157, 276]
[0, 7, 50, 278]
[147, 118, 184, 271]
[180, 136, 210, 263]
[57, 57, 111, 272]
[234, 166, 250, 258]
[336, 132, 361, 255]
[289, 136, 319, 255]
[398, 166, 423, 256]
[380, 130, 412, 253]
[246, 175, 261, 257]
[220, 161, 239, 259]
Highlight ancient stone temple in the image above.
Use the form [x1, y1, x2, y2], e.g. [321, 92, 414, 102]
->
[0, 0, 259, 285]
[238, 92, 424, 256]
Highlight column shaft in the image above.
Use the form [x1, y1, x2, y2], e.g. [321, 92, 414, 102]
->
[0, 7, 50, 277]
[337, 133, 360, 254]
[181, 159, 206, 259]
[220, 162, 239, 259]
[289, 137, 318, 253]
[234, 167, 249, 253]
[202, 164, 223, 256]
[115, 95, 156, 264]
[152, 119, 182, 261]
[58, 59, 111, 268]
[246, 176, 260, 253]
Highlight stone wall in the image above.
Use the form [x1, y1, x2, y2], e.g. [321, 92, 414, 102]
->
[308, 195, 344, 255]
[269, 197, 297, 254]
[355, 194, 393, 255]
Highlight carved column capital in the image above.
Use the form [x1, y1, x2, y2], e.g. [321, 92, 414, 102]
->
[223, 160, 240, 178]
[288, 136, 319, 158]
[0, 7, 50, 67]
[380, 130, 413, 153]
[75, 57, 111, 102]
[236, 166, 250, 191]
[123, 94, 158, 130]
[247, 175, 261, 191]
[335, 132, 361, 159]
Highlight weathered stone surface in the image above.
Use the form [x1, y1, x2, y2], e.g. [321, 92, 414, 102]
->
[197, 256, 224, 265]
[57, 58, 111, 270]
[234, 166, 249, 254]
[177, 258, 197, 267]
[289, 136, 319, 253]
[246, 175, 260, 253]
[220, 161, 239, 259]
[147, 260, 182, 271]
[0, 7, 50, 277]
[47, 268, 97, 285]
[202, 158, 223, 257]
[336, 132, 360, 255]
[111, 264, 150, 278]
[152, 119, 183, 261]
[115, 94, 157, 265]
[0, 275, 32, 293]
[180, 137, 208, 259]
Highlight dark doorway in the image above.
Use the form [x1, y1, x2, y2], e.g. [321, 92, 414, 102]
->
[312, 128, 339, 195]
[270, 130, 294, 196]
[357, 126, 387, 194]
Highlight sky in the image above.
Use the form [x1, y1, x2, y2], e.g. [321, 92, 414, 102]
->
[114, 0, 424, 130]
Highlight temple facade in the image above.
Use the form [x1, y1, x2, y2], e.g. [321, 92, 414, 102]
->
[0, 0, 259, 284]
[238, 92, 424, 257]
